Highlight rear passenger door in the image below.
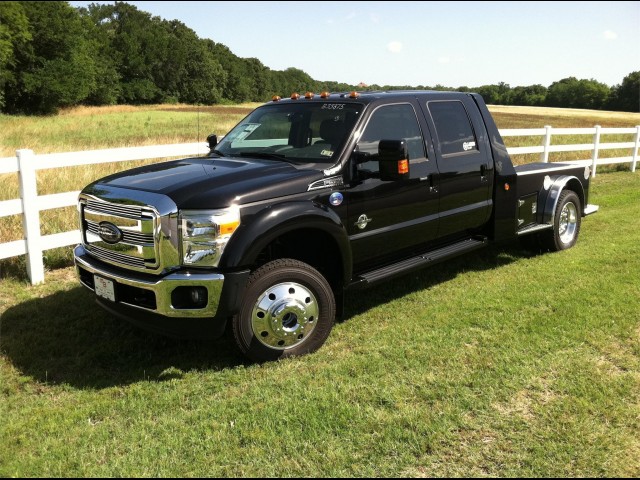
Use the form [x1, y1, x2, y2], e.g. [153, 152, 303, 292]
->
[423, 98, 494, 237]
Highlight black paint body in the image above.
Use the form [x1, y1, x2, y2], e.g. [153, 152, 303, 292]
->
[77, 91, 594, 337]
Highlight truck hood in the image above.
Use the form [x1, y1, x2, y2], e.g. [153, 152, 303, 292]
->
[90, 157, 324, 208]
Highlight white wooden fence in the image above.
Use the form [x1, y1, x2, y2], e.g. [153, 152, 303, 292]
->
[1, 125, 639, 284]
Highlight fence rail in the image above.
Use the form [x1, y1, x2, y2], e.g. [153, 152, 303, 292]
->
[1, 126, 639, 284]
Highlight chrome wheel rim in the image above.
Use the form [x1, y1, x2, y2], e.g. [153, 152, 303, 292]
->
[559, 202, 578, 244]
[251, 282, 319, 350]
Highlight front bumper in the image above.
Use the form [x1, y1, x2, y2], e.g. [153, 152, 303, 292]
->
[74, 245, 249, 339]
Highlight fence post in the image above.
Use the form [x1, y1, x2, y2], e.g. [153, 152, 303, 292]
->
[632, 125, 640, 173]
[17, 149, 45, 285]
[540, 125, 552, 163]
[591, 125, 601, 178]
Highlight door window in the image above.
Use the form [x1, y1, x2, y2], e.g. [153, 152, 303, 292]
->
[427, 101, 478, 156]
[356, 104, 426, 175]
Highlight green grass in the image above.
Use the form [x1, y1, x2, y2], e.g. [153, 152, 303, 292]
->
[1, 171, 638, 476]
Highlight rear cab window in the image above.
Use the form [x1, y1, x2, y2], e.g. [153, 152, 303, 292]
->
[426, 101, 478, 156]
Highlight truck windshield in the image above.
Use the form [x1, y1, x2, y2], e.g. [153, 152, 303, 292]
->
[215, 102, 362, 165]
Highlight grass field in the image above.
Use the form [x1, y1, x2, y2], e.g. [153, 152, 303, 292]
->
[0, 170, 638, 476]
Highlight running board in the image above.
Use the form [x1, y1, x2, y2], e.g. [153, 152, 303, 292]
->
[354, 237, 488, 287]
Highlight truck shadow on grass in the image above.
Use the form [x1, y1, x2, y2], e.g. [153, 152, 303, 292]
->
[0, 286, 246, 389]
[1, 242, 539, 389]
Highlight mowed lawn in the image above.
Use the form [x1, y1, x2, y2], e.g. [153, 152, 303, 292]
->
[0, 104, 639, 476]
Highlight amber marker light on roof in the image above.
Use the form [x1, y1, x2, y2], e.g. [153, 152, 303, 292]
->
[320, 91, 330, 98]
[304, 92, 315, 99]
[349, 91, 360, 98]
[272, 95, 281, 102]
[291, 92, 300, 100]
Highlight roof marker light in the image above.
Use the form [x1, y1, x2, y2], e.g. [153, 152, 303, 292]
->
[305, 92, 315, 99]
[272, 95, 281, 102]
[349, 91, 360, 98]
[291, 92, 300, 100]
[320, 91, 330, 98]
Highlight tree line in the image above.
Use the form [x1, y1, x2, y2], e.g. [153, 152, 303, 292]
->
[1, 1, 638, 115]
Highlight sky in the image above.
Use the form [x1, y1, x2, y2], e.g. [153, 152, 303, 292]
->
[69, 1, 640, 88]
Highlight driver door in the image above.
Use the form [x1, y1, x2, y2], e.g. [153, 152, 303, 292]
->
[346, 102, 440, 271]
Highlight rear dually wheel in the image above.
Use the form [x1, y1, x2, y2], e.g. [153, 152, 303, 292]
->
[542, 190, 581, 251]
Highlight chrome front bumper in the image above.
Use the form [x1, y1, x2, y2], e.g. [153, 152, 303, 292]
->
[74, 244, 224, 319]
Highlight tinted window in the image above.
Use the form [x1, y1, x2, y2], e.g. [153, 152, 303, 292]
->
[356, 104, 426, 174]
[428, 101, 477, 156]
[216, 103, 361, 165]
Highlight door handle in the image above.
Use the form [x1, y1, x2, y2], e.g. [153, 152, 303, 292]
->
[420, 174, 438, 193]
[429, 174, 438, 193]
[480, 164, 489, 182]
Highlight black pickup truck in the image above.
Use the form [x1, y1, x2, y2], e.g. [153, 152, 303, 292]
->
[74, 90, 598, 361]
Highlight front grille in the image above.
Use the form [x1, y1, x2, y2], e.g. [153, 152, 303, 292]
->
[86, 199, 143, 219]
[81, 197, 159, 271]
[86, 222, 154, 246]
[87, 245, 147, 268]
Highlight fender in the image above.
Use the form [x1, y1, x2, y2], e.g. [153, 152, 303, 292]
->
[541, 175, 585, 226]
[220, 200, 353, 283]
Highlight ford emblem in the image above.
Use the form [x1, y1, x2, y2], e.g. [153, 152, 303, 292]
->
[98, 221, 123, 244]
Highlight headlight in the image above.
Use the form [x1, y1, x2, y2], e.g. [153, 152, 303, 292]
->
[179, 207, 240, 267]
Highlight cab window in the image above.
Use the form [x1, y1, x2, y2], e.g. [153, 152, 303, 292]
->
[427, 101, 478, 156]
[356, 104, 426, 175]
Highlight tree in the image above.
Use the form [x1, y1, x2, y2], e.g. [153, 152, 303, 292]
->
[547, 77, 610, 110]
[608, 71, 640, 112]
[5, 1, 97, 114]
[77, 4, 121, 105]
[510, 84, 547, 106]
[0, 2, 31, 110]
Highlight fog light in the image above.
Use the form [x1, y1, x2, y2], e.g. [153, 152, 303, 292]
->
[171, 286, 208, 309]
[191, 287, 206, 305]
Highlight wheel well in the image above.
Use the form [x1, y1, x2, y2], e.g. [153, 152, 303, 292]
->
[254, 228, 344, 292]
[564, 179, 585, 213]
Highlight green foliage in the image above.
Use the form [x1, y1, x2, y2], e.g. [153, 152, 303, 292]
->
[608, 71, 640, 112]
[4, 1, 97, 114]
[546, 77, 611, 110]
[0, 2, 31, 109]
[0, 1, 638, 114]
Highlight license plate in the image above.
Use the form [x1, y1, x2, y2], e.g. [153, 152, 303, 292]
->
[94, 275, 116, 302]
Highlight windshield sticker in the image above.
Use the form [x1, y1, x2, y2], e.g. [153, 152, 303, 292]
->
[320, 149, 334, 157]
[235, 123, 261, 141]
[321, 104, 345, 110]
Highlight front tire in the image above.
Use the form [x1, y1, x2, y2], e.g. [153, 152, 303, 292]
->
[232, 259, 336, 362]
[542, 190, 581, 251]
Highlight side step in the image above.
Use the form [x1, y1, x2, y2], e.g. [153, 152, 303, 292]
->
[355, 236, 488, 287]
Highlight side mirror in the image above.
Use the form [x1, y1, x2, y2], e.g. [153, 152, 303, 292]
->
[379, 139, 410, 181]
[207, 133, 218, 151]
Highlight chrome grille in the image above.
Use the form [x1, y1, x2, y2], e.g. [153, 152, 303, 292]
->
[86, 199, 143, 219]
[86, 221, 154, 246]
[81, 197, 159, 270]
[87, 246, 147, 268]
